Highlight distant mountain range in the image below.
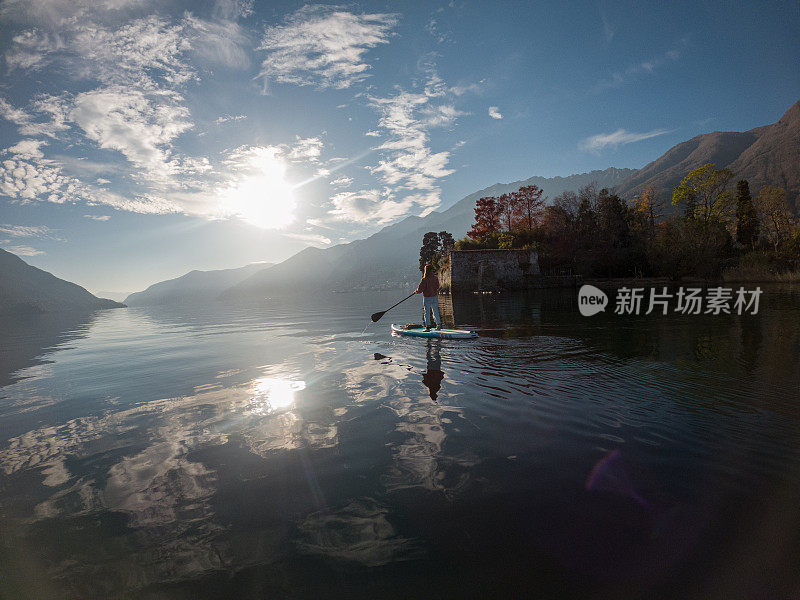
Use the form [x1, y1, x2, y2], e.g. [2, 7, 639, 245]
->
[0, 248, 124, 314]
[123, 263, 272, 306]
[222, 168, 635, 298]
[128, 99, 799, 299]
[616, 99, 800, 203]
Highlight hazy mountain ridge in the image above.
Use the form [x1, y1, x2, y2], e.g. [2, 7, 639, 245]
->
[225, 167, 636, 297]
[616, 100, 800, 203]
[0, 248, 124, 314]
[124, 263, 272, 306]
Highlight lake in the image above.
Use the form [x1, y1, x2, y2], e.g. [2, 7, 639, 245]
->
[0, 287, 799, 599]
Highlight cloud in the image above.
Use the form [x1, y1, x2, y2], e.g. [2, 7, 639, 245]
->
[84, 214, 111, 221]
[5, 139, 47, 159]
[593, 42, 685, 92]
[0, 96, 69, 138]
[488, 106, 502, 119]
[70, 86, 199, 184]
[257, 5, 398, 90]
[215, 114, 247, 124]
[330, 176, 353, 188]
[185, 14, 251, 70]
[0, 155, 81, 203]
[579, 128, 670, 152]
[330, 189, 416, 225]
[420, 104, 466, 128]
[0, 224, 54, 238]
[287, 136, 324, 162]
[450, 81, 484, 96]
[282, 231, 331, 245]
[2, 245, 45, 256]
[364, 130, 381, 137]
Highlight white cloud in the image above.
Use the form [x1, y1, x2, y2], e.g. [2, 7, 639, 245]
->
[330, 176, 353, 188]
[488, 106, 502, 119]
[0, 97, 33, 125]
[0, 95, 71, 138]
[70, 86, 197, 184]
[5, 139, 47, 159]
[185, 15, 251, 70]
[287, 136, 323, 162]
[420, 104, 465, 128]
[364, 130, 381, 137]
[69, 16, 195, 89]
[330, 189, 416, 225]
[0, 155, 81, 203]
[3, 245, 45, 256]
[0, 224, 54, 238]
[215, 114, 247, 124]
[579, 128, 670, 152]
[258, 5, 398, 90]
[367, 88, 455, 191]
[84, 214, 111, 221]
[450, 81, 484, 96]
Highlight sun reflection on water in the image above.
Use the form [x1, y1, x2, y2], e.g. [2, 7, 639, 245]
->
[250, 377, 306, 414]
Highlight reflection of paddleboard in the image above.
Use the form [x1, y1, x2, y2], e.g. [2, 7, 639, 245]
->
[391, 323, 478, 339]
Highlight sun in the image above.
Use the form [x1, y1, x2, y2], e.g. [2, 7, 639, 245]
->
[221, 146, 296, 229]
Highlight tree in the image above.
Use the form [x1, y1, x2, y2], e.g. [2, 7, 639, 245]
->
[734, 180, 759, 248]
[631, 185, 664, 230]
[671, 163, 734, 224]
[496, 193, 520, 232]
[575, 196, 597, 248]
[756, 186, 793, 251]
[419, 232, 439, 271]
[596, 190, 629, 248]
[513, 185, 546, 232]
[438, 231, 455, 253]
[467, 196, 502, 240]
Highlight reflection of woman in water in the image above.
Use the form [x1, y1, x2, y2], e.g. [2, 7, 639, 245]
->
[422, 339, 444, 401]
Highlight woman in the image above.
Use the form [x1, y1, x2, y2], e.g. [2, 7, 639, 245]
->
[415, 264, 441, 331]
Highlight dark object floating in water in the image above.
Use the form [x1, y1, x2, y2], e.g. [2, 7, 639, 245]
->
[373, 353, 389, 360]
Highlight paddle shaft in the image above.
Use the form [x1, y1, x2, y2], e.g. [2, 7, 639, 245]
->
[371, 292, 416, 322]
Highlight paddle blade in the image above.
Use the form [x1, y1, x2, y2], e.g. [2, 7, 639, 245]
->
[370, 311, 385, 322]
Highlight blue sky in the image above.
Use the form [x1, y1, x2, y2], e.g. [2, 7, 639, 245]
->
[0, 0, 797, 294]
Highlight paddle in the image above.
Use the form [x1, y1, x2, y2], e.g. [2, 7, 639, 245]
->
[371, 291, 416, 322]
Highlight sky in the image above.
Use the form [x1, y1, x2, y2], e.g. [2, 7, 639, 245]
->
[0, 0, 798, 294]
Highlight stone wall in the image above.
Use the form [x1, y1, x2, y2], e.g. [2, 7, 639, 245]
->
[440, 249, 541, 292]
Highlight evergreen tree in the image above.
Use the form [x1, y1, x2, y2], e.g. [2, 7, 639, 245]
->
[438, 231, 455, 254]
[419, 232, 440, 271]
[734, 179, 759, 248]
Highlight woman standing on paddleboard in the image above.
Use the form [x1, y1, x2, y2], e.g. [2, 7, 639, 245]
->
[415, 264, 440, 331]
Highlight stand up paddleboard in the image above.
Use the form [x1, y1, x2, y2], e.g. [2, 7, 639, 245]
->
[391, 323, 478, 339]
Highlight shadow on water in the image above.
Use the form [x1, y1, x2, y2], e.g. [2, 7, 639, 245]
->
[0, 311, 99, 387]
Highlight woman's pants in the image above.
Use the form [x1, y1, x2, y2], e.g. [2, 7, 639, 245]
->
[422, 295, 440, 328]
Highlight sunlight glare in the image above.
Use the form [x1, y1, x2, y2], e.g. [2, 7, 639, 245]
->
[251, 377, 306, 414]
[221, 146, 296, 229]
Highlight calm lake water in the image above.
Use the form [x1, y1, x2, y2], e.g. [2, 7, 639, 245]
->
[0, 287, 799, 599]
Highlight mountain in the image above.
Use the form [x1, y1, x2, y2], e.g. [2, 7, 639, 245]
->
[0, 248, 124, 314]
[124, 263, 272, 306]
[224, 167, 636, 297]
[616, 100, 800, 203]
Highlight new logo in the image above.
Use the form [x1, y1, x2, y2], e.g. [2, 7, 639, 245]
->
[578, 284, 608, 316]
